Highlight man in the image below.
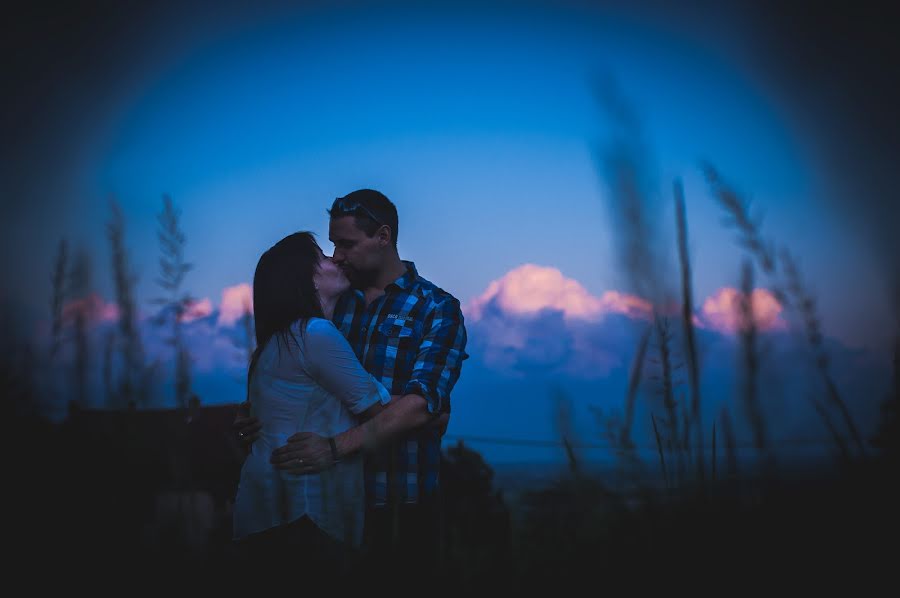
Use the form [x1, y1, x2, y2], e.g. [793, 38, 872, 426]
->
[234, 189, 468, 578]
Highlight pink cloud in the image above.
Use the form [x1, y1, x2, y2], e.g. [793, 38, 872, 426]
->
[62, 293, 120, 323]
[462, 265, 647, 379]
[465, 264, 650, 322]
[218, 283, 253, 327]
[181, 298, 213, 323]
[698, 287, 786, 334]
[597, 290, 653, 320]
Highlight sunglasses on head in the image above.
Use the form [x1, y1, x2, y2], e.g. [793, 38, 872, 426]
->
[331, 196, 383, 225]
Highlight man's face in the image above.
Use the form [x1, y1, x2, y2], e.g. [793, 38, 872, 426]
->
[328, 215, 382, 287]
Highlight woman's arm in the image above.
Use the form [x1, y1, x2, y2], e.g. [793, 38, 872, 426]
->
[302, 320, 391, 415]
[271, 394, 450, 474]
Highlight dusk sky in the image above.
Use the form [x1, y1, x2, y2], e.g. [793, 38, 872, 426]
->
[3, 1, 896, 464]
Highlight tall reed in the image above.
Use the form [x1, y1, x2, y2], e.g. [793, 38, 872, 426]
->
[674, 179, 704, 482]
[719, 407, 739, 482]
[50, 239, 68, 359]
[620, 326, 651, 448]
[737, 260, 774, 473]
[702, 163, 864, 459]
[781, 249, 866, 456]
[107, 199, 146, 408]
[651, 316, 683, 482]
[68, 249, 93, 409]
[154, 195, 195, 409]
[651, 413, 669, 490]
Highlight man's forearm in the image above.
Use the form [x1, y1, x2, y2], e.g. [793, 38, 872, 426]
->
[333, 393, 433, 459]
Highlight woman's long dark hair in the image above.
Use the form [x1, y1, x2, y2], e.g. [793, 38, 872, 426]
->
[247, 232, 324, 390]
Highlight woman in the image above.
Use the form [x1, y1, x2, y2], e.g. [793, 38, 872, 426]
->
[231, 231, 390, 571]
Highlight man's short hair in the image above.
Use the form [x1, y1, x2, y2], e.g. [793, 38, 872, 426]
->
[328, 189, 399, 247]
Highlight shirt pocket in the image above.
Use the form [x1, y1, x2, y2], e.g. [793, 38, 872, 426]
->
[378, 319, 421, 341]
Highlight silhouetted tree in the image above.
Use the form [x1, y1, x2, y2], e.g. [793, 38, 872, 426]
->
[107, 199, 148, 408]
[440, 440, 512, 588]
[153, 195, 195, 410]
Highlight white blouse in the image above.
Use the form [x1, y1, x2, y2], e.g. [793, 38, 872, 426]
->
[232, 317, 390, 546]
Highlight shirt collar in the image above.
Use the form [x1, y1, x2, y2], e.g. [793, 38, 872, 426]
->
[387, 260, 418, 292]
[344, 260, 418, 299]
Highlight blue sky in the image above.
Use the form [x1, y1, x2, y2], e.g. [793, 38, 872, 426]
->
[21, 1, 875, 349]
[5, 2, 893, 466]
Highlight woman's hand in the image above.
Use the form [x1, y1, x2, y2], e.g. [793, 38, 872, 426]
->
[233, 401, 262, 452]
[270, 432, 334, 474]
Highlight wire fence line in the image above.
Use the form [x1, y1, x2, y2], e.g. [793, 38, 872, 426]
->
[443, 433, 852, 450]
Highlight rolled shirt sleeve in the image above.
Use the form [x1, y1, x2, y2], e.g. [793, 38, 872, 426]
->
[402, 297, 468, 414]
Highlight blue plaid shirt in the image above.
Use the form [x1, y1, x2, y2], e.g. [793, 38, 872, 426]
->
[332, 261, 468, 508]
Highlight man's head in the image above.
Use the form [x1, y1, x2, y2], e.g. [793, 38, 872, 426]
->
[327, 189, 399, 287]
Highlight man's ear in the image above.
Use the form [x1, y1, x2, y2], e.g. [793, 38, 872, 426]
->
[377, 225, 392, 247]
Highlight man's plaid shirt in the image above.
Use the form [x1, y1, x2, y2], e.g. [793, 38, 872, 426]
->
[332, 261, 468, 509]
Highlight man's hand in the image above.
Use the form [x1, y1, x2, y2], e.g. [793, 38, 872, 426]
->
[233, 401, 262, 452]
[270, 432, 334, 474]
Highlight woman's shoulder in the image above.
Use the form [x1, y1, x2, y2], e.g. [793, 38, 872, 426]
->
[291, 317, 340, 341]
[292, 318, 352, 366]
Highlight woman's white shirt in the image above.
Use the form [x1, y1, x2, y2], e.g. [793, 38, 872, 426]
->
[232, 317, 390, 546]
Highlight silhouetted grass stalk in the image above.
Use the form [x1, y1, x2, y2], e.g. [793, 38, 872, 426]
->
[719, 407, 739, 483]
[595, 78, 669, 306]
[674, 179, 704, 483]
[702, 163, 864, 458]
[651, 413, 669, 490]
[700, 163, 781, 294]
[781, 250, 866, 457]
[620, 327, 651, 447]
[652, 316, 682, 482]
[1, 314, 37, 418]
[102, 330, 114, 405]
[895, 336, 899, 415]
[895, 336, 899, 408]
[555, 392, 581, 478]
[69, 250, 94, 409]
[738, 261, 774, 473]
[108, 199, 146, 408]
[679, 390, 692, 479]
[810, 395, 851, 461]
[873, 336, 900, 456]
[155, 195, 195, 410]
[50, 239, 68, 358]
